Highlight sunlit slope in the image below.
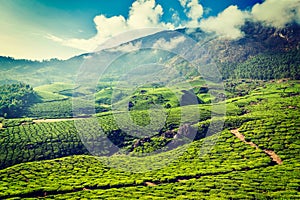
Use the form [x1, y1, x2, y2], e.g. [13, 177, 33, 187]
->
[0, 80, 299, 199]
[0, 81, 298, 168]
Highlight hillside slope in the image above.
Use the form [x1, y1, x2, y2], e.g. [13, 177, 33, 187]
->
[0, 80, 299, 199]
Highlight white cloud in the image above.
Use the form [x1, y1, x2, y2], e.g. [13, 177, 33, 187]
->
[46, 0, 205, 52]
[170, 8, 181, 27]
[179, 0, 204, 27]
[47, 0, 174, 52]
[152, 36, 186, 50]
[45, 34, 63, 43]
[45, 0, 300, 53]
[198, 1, 300, 39]
[251, 0, 300, 28]
[83, 55, 92, 60]
[127, 0, 165, 28]
[108, 41, 142, 52]
[179, 0, 188, 7]
[200, 6, 249, 39]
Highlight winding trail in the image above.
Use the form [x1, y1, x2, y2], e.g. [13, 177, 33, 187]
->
[230, 129, 282, 165]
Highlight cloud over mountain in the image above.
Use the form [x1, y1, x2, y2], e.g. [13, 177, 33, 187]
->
[251, 0, 300, 28]
[200, 6, 249, 39]
[108, 41, 142, 52]
[47, 0, 204, 51]
[47, 0, 174, 52]
[200, 0, 300, 39]
[47, 0, 300, 52]
[152, 36, 186, 50]
[179, 0, 204, 27]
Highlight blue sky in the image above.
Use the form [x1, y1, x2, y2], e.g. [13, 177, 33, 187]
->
[0, 0, 298, 60]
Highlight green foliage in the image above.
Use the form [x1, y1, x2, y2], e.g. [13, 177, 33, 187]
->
[2, 118, 33, 128]
[224, 79, 265, 98]
[219, 50, 300, 80]
[40, 163, 300, 200]
[34, 82, 76, 93]
[25, 83, 99, 119]
[26, 100, 73, 118]
[0, 83, 37, 118]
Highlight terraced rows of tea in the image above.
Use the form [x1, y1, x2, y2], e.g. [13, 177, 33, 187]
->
[239, 117, 300, 163]
[0, 121, 88, 169]
[0, 104, 214, 169]
[0, 80, 299, 199]
[0, 130, 274, 199]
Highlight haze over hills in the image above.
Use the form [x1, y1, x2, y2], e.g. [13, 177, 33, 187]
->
[0, 21, 299, 87]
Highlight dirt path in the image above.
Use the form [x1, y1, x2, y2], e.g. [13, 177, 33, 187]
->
[33, 117, 89, 123]
[264, 149, 283, 165]
[230, 129, 282, 165]
[145, 182, 157, 186]
[231, 129, 259, 150]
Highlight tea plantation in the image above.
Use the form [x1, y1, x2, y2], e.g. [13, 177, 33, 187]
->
[0, 80, 299, 199]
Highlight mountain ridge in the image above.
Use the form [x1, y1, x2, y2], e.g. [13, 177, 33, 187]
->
[1, 21, 300, 63]
[0, 21, 299, 86]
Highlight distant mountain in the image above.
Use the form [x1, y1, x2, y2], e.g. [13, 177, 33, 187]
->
[0, 21, 299, 86]
[209, 22, 300, 63]
[0, 56, 83, 86]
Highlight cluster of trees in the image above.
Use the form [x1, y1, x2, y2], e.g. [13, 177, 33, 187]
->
[0, 83, 37, 118]
[220, 50, 300, 80]
[0, 56, 36, 69]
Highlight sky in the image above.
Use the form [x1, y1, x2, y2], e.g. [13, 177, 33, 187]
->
[0, 0, 299, 60]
